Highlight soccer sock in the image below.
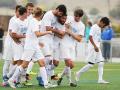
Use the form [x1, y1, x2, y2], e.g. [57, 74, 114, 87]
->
[50, 64, 56, 70]
[40, 67, 48, 86]
[45, 56, 53, 65]
[98, 62, 104, 81]
[26, 61, 34, 74]
[10, 66, 24, 82]
[77, 64, 93, 79]
[66, 66, 72, 83]
[3, 60, 11, 76]
[46, 65, 54, 77]
[61, 66, 68, 78]
[7, 64, 17, 78]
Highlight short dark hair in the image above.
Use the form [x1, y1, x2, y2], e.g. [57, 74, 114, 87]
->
[100, 17, 110, 26]
[33, 7, 43, 17]
[15, 5, 22, 11]
[56, 4, 67, 15]
[19, 7, 27, 15]
[74, 8, 84, 17]
[26, 2, 34, 8]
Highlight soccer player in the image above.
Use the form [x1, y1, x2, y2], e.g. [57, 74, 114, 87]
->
[5, 7, 27, 84]
[39, 4, 67, 78]
[75, 17, 110, 84]
[2, 5, 22, 84]
[57, 8, 85, 87]
[26, 2, 34, 17]
[7, 7, 54, 89]
[25, 2, 37, 77]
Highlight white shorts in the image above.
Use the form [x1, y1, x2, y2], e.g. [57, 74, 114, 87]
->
[53, 42, 60, 61]
[60, 44, 75, 60]
[40, 41, 53, 56]
[12, 42, 24, 61]
[3, 38, 13, 60]
[21, 49, 44, 62]
[87, 47, 104, 63]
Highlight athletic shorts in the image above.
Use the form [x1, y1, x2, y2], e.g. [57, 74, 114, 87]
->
[12, 42, 24, 61]
[60, 44, 75, 60]
[21, 49, 44, 62]
[87, 47, 104, 63]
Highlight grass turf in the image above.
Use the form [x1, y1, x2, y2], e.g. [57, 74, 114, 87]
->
[0, 60, 120, 90]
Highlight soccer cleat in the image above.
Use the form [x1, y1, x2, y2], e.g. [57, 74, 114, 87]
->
[44, 83, 57, 88]
[8, 79, 16, 89]
[23, 81, 33, 86]
[36, 76, 44, 86]
[98, 80, 110, 84]
[28, 71, 37, 75]
[70, 83, 77, 87]
[57, 78, 63, 85]
[1, 82, 9, 87]
[15, 82, 24, 88]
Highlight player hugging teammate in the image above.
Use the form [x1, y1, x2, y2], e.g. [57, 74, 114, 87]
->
[2, 2, 110, 89]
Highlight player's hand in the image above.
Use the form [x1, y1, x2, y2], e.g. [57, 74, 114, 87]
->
[47, 31, 52, 34]
[65, 23, 71, 29]
[94, 46, 99, 52]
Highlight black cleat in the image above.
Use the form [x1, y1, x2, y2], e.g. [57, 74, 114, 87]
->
[57, 78, 63, 85]
[70, 83, 77, 87]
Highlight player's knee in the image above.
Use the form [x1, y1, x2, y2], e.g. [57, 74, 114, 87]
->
[88, 62, 94, 67]
[98, 62, 104, 67]
[38, 59, 45, 67]
[21, 61, 29, 68]
[53, 60, 59, 67]
[21, 64, 28, 69]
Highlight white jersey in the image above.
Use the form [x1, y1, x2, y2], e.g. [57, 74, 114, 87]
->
[11, 18, 27, 44]
[24, 18, 40, 50]
[25, 14, 33, 27]
[53, 22, 65, 60]
[3, 15, 18, 60]
[40, 10, 57, 42]
[38, 20, 42, 43]
[88, 24, 101, 48]
[62, 16, 85, 46]
[53, 22, 65, 45]
[4, 15, 17, 46]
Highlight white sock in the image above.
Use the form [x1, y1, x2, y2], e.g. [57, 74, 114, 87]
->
[50, 64, 56, 70]
[3, 60, 11, 76]
[40, 67, 48, 86]
[46, 65, 54, 77]
[66, 66, 72, 83]
[10, 66, 24, 82]
[77, 64, 93, 79]
[26, 61, 34, 74]
[98, 62, 104, 81]
[7, 64, 17, 78]
[45, 56, 53, 65]
[61, 66, 68, 78]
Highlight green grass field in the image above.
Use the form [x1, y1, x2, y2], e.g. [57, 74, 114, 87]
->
[0, 60, 120, 90]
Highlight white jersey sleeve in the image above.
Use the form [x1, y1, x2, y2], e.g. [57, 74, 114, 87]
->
[89, 25, 95, 36]
[78, 22, 85, 36]
[42, 11, 54, 27]
[32, 19, 39, 33]
[11, 20, 19, 33]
